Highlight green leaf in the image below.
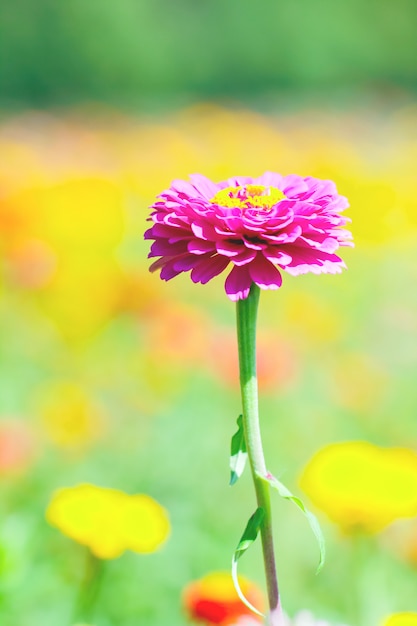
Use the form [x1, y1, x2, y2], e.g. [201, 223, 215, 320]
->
[231, 507, 265, 618]
[261, 471, 326, 573]
[229, 415, 247, 486]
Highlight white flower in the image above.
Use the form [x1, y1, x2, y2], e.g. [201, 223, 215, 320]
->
[286, 611, 350, 626]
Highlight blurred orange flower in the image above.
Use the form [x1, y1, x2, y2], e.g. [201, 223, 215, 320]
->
[209, 328, 296, 393]
[300, 442, 417, 533]
[182, 571, 264, 625]
[46, 483, 170, 559]
[5, 238, 56, 289]
[0, 420, 35, 476]
[383, 517, 417, 565]
[144, 301, 209, 367]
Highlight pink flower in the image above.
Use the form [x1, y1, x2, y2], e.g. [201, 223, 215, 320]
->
[145, 173, 352, 301]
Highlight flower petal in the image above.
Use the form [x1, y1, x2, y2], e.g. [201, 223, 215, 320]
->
[189, 174, 220, 199]
[216, 240, 245, 257]
[149, 240, 189, 258]
[191, 255, 230, 284]
[249, 254, 283, 289]
[225, 265, 253, 301]
[232, 248, 257, 266]
[188, 240, 216, 255]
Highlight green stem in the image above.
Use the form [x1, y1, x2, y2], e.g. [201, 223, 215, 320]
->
[72, 549, 105, 624]
[236, 284, 283, 626]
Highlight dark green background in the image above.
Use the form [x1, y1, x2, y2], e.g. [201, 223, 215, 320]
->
[1, 0, 416, 107]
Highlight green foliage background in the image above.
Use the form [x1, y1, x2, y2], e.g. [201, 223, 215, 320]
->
[1, 0, 417, 107]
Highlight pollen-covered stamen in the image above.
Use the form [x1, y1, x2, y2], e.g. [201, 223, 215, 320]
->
[210, 184, 286, 210]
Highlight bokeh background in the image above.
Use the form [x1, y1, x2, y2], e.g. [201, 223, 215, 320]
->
[1, 2, 417, 625]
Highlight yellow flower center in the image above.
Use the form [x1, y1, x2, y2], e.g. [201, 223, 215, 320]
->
[210, 184, 286, 210]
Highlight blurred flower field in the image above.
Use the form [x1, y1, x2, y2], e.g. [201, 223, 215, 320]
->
[1, 102, 417, 625]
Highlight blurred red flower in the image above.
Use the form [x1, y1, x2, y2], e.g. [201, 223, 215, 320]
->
[183, 571, 264, 625]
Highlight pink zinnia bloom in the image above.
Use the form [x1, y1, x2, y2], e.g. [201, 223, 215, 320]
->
[145, 173, 352, 301]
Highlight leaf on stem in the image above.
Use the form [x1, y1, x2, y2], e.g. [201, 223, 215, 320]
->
[261, 471, 326, 573]
[229, 415, 248, 486]
[231, 507, 265, 617]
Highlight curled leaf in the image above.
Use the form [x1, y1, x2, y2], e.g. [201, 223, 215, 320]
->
[230, 415, 248, 486]
[231, 507, 265, 617]
[261, 471, 325, 573]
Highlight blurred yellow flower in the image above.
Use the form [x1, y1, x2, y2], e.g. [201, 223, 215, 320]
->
[382, 613, 417, 626]
[300, 442, 417, 533]
[37, 382, 105, 449]
[35, 177, 124, 250]
[46, 484, 170, 559]
[7, 177, 126, 342]
[283, 292, 343, 345]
